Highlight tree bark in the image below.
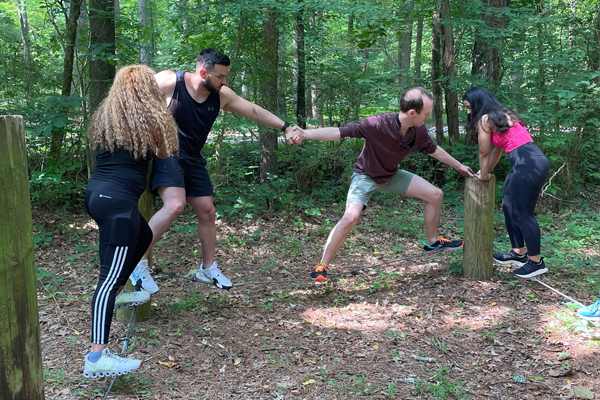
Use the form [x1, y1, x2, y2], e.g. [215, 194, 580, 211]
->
[138, 0, 149, 65]
[432, 2, 445, 144]
[414, 15, 424, 83]
[16, 0, 32, 99]
[0, 116, 45, 400]
[296, 0, 306, 128]
[88, 0, 116, 173]
[441, 0, 459, 143]
[463, 176, 496, 280]
[49, 0, 84, 163]
[397, 4, 414, 100]
[259, 9, 279, 184]
[310, 9, 324, 126]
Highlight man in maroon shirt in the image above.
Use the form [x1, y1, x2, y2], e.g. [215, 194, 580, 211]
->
[291, 87, 474, 282]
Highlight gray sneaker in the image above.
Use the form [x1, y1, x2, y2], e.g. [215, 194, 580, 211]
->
[83, 348, 141, 378]
[195, 261, 232, 290]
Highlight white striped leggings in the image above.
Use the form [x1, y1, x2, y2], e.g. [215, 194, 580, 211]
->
[85, 189, 153, 345]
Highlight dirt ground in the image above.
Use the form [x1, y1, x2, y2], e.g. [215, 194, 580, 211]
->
[35, 202, 600, 400]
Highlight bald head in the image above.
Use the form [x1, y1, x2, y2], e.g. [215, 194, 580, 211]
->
[400, 87, 433, 114]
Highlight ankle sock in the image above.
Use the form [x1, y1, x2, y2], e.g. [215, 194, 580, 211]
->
[87, 351, 103, 363]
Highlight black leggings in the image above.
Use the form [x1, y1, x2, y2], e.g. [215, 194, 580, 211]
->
[85, 187, 152, 345]
[502, 142, 549, 256]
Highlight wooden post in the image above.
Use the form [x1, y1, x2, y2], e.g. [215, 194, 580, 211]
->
[116, 165, 153, 323]
[0, 116, 45, 400]
[463, 175, 496, 280]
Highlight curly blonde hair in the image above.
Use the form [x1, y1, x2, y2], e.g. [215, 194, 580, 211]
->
[89, 65, 179, 159]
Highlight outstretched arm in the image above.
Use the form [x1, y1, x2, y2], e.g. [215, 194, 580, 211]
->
[477, 115, 496, 180]
[429, 146, 475, 177]
[219, 86, 296, 136]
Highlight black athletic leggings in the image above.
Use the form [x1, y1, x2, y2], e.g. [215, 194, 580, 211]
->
[85, 186, 152, 345]
[502, 142, 549, 256]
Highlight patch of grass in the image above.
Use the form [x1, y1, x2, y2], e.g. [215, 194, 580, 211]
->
[168, 293, 204, 313]
[414, 366, 468, 399]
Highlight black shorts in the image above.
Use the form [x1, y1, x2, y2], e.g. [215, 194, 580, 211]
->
[151, 155, 213, 197]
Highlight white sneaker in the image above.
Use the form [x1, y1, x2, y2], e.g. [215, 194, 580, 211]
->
[129, 260, 159, 294]
[83, 348, 142, 378]
[114, 289, 150, 311]
[195, 261, 233, 290]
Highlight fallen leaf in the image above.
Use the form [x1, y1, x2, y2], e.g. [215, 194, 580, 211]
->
[570, 386, 594, 399]
[303, 379, 316, 385]
[557, 352, 571, 361]
[234, 358, 241, 366]
[158, 361, 176, 368]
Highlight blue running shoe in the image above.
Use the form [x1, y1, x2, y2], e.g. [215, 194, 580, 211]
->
[577, 297, 600, 321]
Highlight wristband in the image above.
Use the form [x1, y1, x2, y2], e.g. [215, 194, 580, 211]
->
[280, 122, 290, 132]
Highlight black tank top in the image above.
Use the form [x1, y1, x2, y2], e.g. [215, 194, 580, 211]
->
[88, 147, 150, 198]
[169, 71, 221, 157]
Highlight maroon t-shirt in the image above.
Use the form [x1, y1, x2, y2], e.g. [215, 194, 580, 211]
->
[339, 113, 438, 183]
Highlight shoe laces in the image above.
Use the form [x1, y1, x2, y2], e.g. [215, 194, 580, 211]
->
[313, 263, 328, 273]
[437, 236, 451, 244]
[590, 298, 600, 312]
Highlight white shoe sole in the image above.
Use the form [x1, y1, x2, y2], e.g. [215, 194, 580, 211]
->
[512, 268, 548, 278]
[577, 314, 600, 321]
[114, 299, 150, 311]
[494, 258, 525, 267]
[83, 363, 141, 378]
[194, 272, 232, 290]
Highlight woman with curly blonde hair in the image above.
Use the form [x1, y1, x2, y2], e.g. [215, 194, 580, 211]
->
[83, 65, 178, 378]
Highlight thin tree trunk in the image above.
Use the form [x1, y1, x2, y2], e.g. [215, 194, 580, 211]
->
[414, 15, 424, 83]
[296, 0, 306, 128]
[485, 0, 510, 84]
[397, 4, 414, 99]
[432, 1, 444, 144]
[310, 9, 324, 127]
[138, 0, 149, 65]
[259, 9, 279, 184]
[88, 0, 116, 173]
[16, 0, 32, 99]
[49, 0, 84, 163]
[441, 0, 459, 143]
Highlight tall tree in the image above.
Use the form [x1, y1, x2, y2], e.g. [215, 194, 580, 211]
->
[49, 0, 84, 163]
[296, 0, 306, 128]
[397, 3, 414, 97]
[441, 0, 459, 143]
[414, 14, 424, 84]
[138, 0, 149, 65]
[259, 8, 279, 184]
[310, 8, 324, 127]
[15, 0, 32, 99]
[432, 1, 445, 144]
[88, 0, 115, 173]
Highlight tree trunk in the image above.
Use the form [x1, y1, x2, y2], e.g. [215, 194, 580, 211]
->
[88, 0, 115, 173]
[296, 0, 306, 128]
[431, 2, 444, 144]
[441, 0, 459, 143]
[16, 0, 32, 99]
[49, 0, 84, 163]
[259, 9, 279, 184]
[414, 15, 424, 84]
[310, 10, 324, 127]
[463, 176, 496, 280]
[485, 0, 510, 84]
[138, 0, 149, 65]
[397, 4, 414, 99]
[0, 116, 45, 400]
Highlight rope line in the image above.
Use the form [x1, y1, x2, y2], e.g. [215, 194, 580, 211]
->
[157, 252, 432, 287]
[531, 277, 585, 306]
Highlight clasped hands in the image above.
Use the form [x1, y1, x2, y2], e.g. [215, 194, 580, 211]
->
[285, 126, 304, 145]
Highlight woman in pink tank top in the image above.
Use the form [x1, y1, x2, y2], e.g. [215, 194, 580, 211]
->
[462, 87, 549, 279]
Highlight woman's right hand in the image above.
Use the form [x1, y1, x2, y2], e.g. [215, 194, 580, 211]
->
[476, 170, 492, 181]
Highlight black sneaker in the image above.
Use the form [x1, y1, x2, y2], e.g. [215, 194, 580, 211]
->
[511, 258, 548, 278]
[423, 236, 464, 254]
[493, 250, 528, 266]
[311, 263, 329, 282]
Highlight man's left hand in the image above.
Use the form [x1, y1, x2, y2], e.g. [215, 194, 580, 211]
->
[456, 164, 475, 177]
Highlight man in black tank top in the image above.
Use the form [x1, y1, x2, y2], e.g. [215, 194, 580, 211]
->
[130, 48, 300, 292]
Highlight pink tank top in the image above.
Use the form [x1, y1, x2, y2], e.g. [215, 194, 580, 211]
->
[491, 121, 532, 153]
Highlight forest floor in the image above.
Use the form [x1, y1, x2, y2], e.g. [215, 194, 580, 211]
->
[35, 194, 600, 400]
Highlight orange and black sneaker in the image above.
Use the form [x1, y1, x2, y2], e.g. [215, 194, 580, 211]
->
[423, 236, 464, 254]
[311, 263, 329, 282]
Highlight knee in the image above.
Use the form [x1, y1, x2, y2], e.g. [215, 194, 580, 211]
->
[196, 204, 216, 223]
[163, 200, 185, 219]
[428, 188, 443, 205]
[340, 211, 360, 229]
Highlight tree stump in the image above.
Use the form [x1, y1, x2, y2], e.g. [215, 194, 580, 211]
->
[116, 166, 153, 323]
[0, 116, 45, 400]
[463, 175, 496, 280]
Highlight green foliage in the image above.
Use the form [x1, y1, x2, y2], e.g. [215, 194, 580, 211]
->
[414, 366, 468, 399]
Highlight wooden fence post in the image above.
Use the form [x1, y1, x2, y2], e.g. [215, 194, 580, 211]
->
[0, 116, 45, 400]
[463, 175, 496, 280]
[116, 166, 153, 323]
